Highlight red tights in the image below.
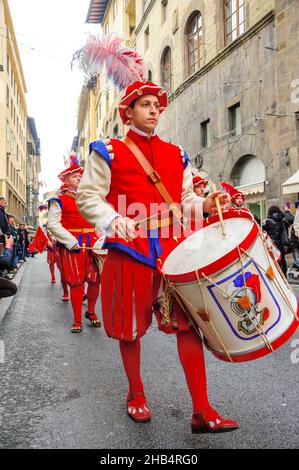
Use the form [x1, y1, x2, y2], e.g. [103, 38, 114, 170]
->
[61, 279, 69, 296]
[119, 328, 210, 413]
[49, 264, 55, 282]
[70, 282, 100, 324]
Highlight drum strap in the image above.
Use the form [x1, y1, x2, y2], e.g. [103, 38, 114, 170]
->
[122, 137, 183, 221]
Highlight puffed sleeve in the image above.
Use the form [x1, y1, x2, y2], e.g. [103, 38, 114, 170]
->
[77, 142, 121, 235]
[47, 200, 78, 250]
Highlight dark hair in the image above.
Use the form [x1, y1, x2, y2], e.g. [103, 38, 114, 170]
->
[268, 206, 281, 217]
[0, 234, 5, 245]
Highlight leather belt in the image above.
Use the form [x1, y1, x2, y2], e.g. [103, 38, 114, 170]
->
[141, 218, 173, 231]
[68, 228, 96, 234]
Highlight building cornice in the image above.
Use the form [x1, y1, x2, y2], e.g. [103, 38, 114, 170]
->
[168, 10, 275, 104]
[135, 0, 158, 35]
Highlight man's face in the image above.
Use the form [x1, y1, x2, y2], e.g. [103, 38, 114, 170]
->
[0, 199, 7, 208]
[194, 184, 206, 197]
[66, 172, 82, 191]
[19, 224, 24, 229]
[8, 216, 14, 224]
[233, 197, 244, 208]
[125, 95, 160, 134]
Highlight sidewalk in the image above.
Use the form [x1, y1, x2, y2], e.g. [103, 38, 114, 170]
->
[0, 261, 27, 324]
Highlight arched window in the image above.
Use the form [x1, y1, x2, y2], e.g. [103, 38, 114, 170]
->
[160, 47, 172, 93]
[187, 12, 203, 76]
[231, 155, 265, 187]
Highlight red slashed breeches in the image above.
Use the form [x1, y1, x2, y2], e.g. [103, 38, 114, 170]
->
[101, 249, 191, 341]
[57, 243, 101, 324]
[58, 247, 100, 287]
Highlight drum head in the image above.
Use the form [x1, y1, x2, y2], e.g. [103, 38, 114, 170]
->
[163, 212, 255, 277]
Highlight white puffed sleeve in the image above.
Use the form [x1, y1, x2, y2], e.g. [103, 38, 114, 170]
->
[47, 201, 78, 250]
[77, 150, 120, 235]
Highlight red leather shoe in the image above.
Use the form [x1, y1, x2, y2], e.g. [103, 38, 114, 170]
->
[85, 311, 101, 327]
[191, 407, 240, 434]
[126, 392, 151, 423]
[62, 294, 70, 302]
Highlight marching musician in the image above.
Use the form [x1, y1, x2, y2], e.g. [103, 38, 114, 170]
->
[47, 155, 101, 334]
[221, 182, 246, 210]
[77, 80, 239, 433]
[193, 176, 209, 198]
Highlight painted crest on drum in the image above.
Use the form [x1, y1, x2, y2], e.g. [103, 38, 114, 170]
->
[207, 260, 281, 340]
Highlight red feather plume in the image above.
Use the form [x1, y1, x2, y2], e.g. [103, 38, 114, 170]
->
[75, 34, 146, 90]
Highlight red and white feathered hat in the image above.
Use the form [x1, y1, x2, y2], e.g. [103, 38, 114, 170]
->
[118, 81, 168, 124]
[193, 176, 209, 189]
[221, 182, 246, 201]
[58, 153, 84, 182]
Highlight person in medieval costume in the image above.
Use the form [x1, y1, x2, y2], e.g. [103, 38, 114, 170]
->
[221, 182, 247, 210]
[47, 154, 102, 333]
[193, 176, 209, 198]
[76, 74, 237, 431]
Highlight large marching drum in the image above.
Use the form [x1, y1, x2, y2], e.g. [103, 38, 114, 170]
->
[158, 209, 299, 363]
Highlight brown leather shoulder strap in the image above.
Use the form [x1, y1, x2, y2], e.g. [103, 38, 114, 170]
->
[123, 136, 182, 218]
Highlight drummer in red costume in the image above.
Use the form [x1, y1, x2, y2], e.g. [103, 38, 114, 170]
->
[77, 80, 238, 433]
[47, 155, 101, 333]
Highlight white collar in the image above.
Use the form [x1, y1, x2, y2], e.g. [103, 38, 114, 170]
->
[129, 125, 157, 139]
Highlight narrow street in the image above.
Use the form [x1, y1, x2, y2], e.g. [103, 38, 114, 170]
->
[0, 253, 298, 449]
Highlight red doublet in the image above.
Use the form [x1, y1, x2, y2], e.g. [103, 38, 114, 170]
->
[104, 129, 186, 267]
[56, 193, 100, 287]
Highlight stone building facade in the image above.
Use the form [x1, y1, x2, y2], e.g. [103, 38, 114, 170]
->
[0, 0, 28, 222]
[82, 0, 299, 220]
[26, 117, 41, 228]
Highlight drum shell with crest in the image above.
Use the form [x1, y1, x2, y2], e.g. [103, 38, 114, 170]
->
[158, 209, 299, 362]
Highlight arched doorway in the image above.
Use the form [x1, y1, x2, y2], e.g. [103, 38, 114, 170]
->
[231, 155, 266, 221]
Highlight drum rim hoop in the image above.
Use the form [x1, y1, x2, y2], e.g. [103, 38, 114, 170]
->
[159, 209, 258, 282]
[209, 315, 299, 362]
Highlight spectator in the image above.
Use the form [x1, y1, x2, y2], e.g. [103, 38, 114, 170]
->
[0, 197, 10, 236]
[0, 234, 17, 298]
[262, 206, 293, 277]
[291, 201, 299, 270]
[7, 214, 19, 272]
[0, 234, 15, 282]
[18, 224, 29, 262]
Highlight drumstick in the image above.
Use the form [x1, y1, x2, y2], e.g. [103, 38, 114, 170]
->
[212, 184, 226, 237]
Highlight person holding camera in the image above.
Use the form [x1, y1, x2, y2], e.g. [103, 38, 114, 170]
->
[0, 233, 17, 298]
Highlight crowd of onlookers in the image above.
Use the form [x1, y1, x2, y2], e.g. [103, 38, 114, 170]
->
[0, 196, 34, 300]
[262, 203, 299, 277]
